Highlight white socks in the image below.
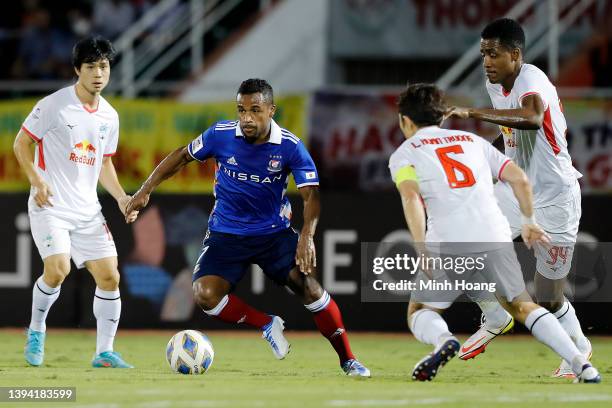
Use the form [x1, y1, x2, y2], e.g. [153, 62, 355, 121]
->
[476, 300, 511, 329]
[554, 299, 590, 354]
[525, 307, 583, 370]
[409, 308, 453, 347]
[29, 277, 61, 332]
[30, 278, 122, 355]
[93, 288, 121, 355]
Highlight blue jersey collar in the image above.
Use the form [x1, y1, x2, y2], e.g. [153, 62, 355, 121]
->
[235, 119, 282, 144]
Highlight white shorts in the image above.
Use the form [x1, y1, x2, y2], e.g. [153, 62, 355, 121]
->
[413, 246, 526, 309]
[30, 211, 117, 269]
[494, 180, 582, 279]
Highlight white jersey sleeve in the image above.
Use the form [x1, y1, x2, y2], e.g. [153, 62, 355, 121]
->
[22, 97, 56, 141]
[478, 138, 512, 180]
[388, 141, 414, 183]
[513, 69, 549, 110]
[104, 119, 119, 156]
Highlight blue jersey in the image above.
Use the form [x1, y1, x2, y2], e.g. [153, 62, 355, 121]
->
[187, 119, 319, 235]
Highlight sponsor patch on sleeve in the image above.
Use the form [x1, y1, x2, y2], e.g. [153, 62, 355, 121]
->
[305, 171, 317, 180]
[191, 135, 204, 153]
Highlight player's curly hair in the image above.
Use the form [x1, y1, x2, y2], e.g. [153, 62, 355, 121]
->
[397, 83, 446, 127]
[72, 36, 116, 68]
[237, 78, 274, 104]
[481, 18, 525, 52]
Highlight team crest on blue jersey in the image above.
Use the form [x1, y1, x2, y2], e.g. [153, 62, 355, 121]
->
[267, 159, 282, 172]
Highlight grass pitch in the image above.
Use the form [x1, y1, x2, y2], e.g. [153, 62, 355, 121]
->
[1, 329, 611, 408]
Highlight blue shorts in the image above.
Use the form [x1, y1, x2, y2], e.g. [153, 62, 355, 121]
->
[192, 227, 299, 287]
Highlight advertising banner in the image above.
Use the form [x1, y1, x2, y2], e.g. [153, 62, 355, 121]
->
[309, 89, 612, 193]
[0, 192, 610, 332]
[0, 95, 307, 192]
[329, 0, 610, 57]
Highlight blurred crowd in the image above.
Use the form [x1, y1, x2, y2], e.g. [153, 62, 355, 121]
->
[0, 0, 610, 88]
[0, 0, 180, 80]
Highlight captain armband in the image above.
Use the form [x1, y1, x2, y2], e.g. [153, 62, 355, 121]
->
[394, 165, 418, 187]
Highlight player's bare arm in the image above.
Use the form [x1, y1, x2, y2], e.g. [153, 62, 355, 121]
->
[99, 156, 138, 223]
[499, 161, 550, 248]
[295, 185, 320, 275]
[396, 179, 430, 273]
[125, 146, 194, 221]
[397, 180, 425, 243]
[447, 94, 544, 130]
[13, 129, 53, 207]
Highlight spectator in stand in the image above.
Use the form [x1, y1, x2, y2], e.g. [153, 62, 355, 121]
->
[67, 6, 93, 40]
[93, 0, 135, 40]
[132, 0, 155, 20]
[11, 8, 73, 79]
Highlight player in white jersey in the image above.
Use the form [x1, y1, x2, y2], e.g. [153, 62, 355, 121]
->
[389, 83, 599, 383]
[447, 18, 591, 378]
[13, 36, 138, 368]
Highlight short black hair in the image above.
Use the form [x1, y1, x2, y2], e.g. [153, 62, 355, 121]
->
[237, 78, 274, 104]
[397, 83, 446, 127]
[481, 18, 525, 52]
[72, 36, 116, 69]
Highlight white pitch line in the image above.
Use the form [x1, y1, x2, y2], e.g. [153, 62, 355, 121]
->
[327, 393, 612, 406]
[328, 399, 453, 406]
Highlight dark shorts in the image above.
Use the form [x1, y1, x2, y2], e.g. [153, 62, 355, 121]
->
[192, 227, 299, 287]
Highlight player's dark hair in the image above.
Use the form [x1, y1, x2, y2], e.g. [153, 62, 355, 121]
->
[237, 78, 274, 104]
[397, 83, 446, 127]
[481, 18, 525, 52]
[72, 36, 116, 68]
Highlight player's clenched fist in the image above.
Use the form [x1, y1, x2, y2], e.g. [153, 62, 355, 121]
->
[32, 180, 53, 208]
[296, 234, 316, 275]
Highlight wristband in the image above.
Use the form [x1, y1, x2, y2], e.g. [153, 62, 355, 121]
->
[521, 214, 536, 225]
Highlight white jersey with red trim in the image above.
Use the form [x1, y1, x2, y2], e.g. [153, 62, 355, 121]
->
[486, 63, 580, 207]
[389, 126, 512, 243]
[21, 85, 119, 221]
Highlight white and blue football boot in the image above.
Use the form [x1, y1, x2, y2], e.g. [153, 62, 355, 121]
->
[575, 362, 601, 384]
[24, 328, 45, 366]
[262, 316, 290, 359]
[342, 359, 371, 377]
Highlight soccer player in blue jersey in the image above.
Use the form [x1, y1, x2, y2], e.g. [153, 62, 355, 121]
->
[126, 79, 370, 377]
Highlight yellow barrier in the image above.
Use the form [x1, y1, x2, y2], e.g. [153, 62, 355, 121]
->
[0, 95, 307, 192]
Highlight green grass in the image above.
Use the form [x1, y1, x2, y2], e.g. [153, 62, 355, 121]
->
[1, 329, 611, 408]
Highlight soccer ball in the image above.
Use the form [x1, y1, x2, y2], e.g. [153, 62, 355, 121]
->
[166, 330, 214, 375]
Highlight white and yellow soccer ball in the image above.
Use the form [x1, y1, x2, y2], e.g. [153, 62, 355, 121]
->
[166, 330, 214, 374]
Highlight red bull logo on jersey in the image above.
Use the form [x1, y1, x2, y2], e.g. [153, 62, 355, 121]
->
[500, 126, 517, 148]
[69, 139, 96, 166]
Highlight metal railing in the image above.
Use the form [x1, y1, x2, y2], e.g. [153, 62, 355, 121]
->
[437, 0, 598, 100]
[0, 0, 277, 97]
[112, 0, 247, 97]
